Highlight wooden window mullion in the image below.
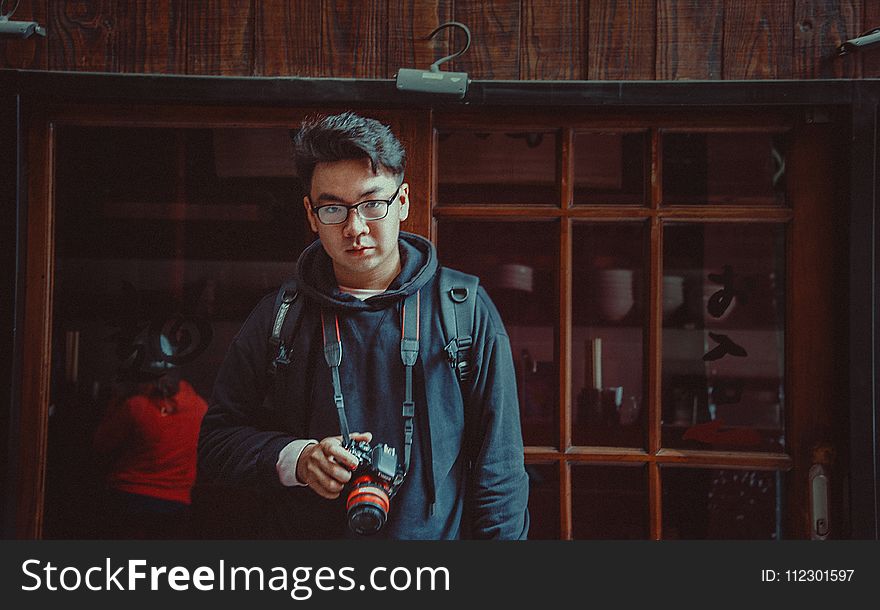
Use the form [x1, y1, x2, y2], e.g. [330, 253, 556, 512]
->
[560, 459, 572, 540]
[648, 127, 663, 539]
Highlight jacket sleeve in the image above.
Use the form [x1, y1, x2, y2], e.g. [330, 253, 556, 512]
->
[197, 294, 297, 490]
[467, 290, 530, 540]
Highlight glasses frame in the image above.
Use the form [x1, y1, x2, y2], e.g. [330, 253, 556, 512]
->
[309, 185, 402, 226]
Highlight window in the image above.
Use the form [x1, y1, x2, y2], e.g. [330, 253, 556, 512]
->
[432, 109, 829, 539]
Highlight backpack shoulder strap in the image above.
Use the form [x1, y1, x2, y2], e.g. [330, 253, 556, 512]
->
[438, 267, 480, 384]
[438, 267, 481, 539]
[267, 278, 300, 377]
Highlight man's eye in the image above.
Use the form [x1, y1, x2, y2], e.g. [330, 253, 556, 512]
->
[322, 205, 342, 214]
[362, 201, 383, 210]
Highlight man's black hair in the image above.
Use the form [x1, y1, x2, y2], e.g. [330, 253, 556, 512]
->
[292, 111, 407, 192]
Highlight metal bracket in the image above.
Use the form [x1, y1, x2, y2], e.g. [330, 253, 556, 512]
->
[809, 464, 830, 540]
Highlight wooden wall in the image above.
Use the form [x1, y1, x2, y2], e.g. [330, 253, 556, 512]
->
[1, 1, 879, 79]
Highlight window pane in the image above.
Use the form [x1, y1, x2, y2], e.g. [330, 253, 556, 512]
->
[662, 223, 786, 452]
[437, 130, 559, 205]
[436, 220, 559, 447]
[571, 465, 648, 539]
[572, 222, 647, 448]
[526, 464, 560, 539]
[47, 126, 308, 539]
[662, 131, 788, 206]
[662, 467, 783, 539]
[573, 131, 647, 205]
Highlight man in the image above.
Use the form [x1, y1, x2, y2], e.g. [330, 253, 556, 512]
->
[197, 111, 529, 539]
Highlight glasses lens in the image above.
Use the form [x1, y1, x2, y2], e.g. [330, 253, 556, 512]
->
[317, 205, 346, 224]
[359, 201, 389, 220]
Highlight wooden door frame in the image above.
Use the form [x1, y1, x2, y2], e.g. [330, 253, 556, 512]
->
[2, 70, 877, 539]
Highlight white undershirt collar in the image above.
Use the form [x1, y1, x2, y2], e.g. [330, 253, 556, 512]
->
[338, 285, 386, 301]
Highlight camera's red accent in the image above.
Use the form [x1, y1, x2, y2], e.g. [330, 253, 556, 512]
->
[347, 479, 390, 513]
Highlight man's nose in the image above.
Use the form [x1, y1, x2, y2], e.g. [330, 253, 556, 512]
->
[342, 207, 369, 237]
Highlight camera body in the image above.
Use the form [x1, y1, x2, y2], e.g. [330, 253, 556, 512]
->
[345, 440, 404, 535]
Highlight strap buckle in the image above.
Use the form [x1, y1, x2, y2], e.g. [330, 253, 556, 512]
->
[449, 286, 469, 303]
[273, 342, 292, 369]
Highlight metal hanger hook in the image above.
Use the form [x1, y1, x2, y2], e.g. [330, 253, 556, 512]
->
[0, 0, 22, 19]
[427, 21, 471, 72]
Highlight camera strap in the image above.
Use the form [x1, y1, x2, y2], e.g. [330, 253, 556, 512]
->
[320, 290, 421, 478]
[320, 311, 351, 444]
[399, 291, 420, 475]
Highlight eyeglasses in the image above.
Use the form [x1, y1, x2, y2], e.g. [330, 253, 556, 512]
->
[310, 185, 401, 226]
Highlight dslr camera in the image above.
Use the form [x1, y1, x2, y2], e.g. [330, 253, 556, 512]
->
[345, 440, 405, 535]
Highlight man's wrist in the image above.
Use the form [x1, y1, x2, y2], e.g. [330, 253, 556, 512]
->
[276, 439, 318, 486]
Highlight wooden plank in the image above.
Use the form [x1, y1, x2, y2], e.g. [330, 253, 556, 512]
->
[559, 216, 572, 451]
[786, 122, 842, 537]
[255, 0, 322, 76]
[723, 0, 793, 79]
[793, 0, 861, 78]
[452, 0, 520, 79]
[322, 0, 387, 78]
[388, 0, 454, 75]
[47, 0, 116, 71]
[588, 0, 656, 80]
[115, 0, 186, 73]
[187, 0, 254, 75]
[0, 0, 48, 69]
[521, 0, 582, 79]
[648, 216, 661, 456]
[656, 0, 723, 80]
[560, 460, 572, 539]
[861, 0, 880, 77]
[648, 462, 661, 538]
[384, 109, 433, 238]
[18, 112, 53, 538]
[0, 95, 14, 532]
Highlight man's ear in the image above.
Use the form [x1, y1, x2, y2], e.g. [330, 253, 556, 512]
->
[398, 183, 410, 222]
[303, 195, 319, 233]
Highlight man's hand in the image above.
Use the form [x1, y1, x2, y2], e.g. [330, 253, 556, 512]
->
[292, 432, 372, 499]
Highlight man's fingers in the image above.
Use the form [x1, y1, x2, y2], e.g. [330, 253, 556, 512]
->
[317, 454, 354, 482]
[313, 439, 354, 480]
[323, 432, 372, 470]
[325, 443, 359, 470]
[309, 471, 344, 499]
[302, 432, 374, 499]
[304, 461, 346, 498]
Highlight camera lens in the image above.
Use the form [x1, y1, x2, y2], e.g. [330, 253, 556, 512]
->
[349, 504, 386, 535]
[346, 477, 390, 535]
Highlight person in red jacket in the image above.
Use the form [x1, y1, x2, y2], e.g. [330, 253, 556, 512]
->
[94, 366, 208, 539]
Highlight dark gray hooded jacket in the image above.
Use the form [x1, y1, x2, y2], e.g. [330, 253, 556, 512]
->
[197, 232, 529, 539]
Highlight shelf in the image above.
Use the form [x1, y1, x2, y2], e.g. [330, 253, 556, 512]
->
[102, 201, 270, 222]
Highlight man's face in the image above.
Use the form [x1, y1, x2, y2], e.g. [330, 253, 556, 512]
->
[303, 157, 409, 289]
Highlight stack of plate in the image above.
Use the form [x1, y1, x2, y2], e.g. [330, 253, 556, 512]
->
[662, 275, 685, 320]
[594, 268, 634, 322]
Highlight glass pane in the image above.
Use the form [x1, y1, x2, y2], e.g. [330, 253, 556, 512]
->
[437, 130, 559, 205]
[571, 465, 648, 539]
[525, 464, 560, 540]
[662, 467, 783, 539]
[662, 131, 788, 206]
[436, 220, 559, 447]
[46, 126, 308, 539]
[572, 222, 646, 448]
[573, 131, 647, 205]
[662, 223, 786, 452]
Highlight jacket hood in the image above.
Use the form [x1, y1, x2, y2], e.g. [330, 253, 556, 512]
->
[295, 231, 438, 311]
